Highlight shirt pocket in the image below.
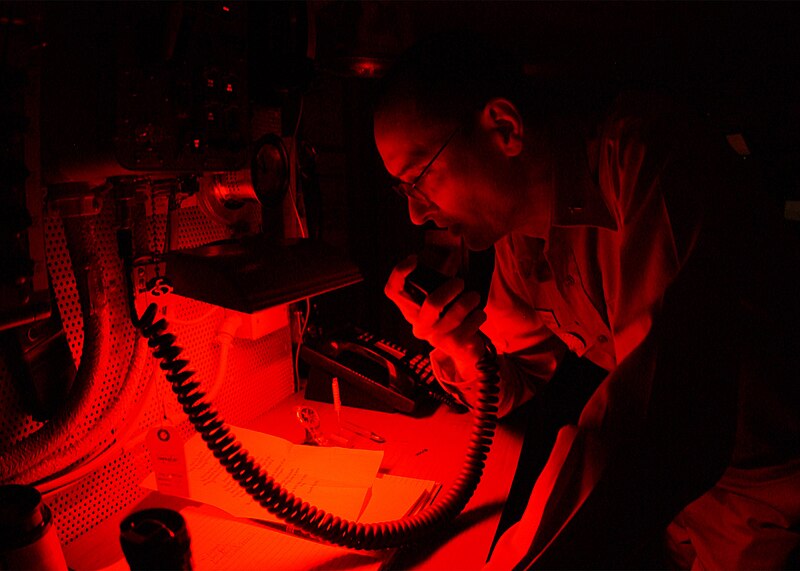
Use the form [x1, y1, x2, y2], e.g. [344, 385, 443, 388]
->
[543, 236, 615, 369]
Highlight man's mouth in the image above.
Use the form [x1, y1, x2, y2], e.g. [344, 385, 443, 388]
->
[448, 224, 461, 236]
[421, 219, 450, 231]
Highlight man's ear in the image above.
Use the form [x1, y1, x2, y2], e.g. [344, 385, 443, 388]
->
[479, 98, 524, 157]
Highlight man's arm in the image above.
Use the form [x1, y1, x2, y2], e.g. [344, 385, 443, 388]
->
[385, 252, 566, 418]
[431, 246, 566, 417]
[488, 236, 740, 569]
[488, 93, 742, 568]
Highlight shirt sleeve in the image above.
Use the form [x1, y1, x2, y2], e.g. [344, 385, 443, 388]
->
[431, 239, 566, 418]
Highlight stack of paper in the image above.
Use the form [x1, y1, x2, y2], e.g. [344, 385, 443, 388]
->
[141, 426, 439, 526]
[180, 506, 386, 571]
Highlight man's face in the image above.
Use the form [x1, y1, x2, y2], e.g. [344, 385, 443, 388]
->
[374, 109, 521, 251]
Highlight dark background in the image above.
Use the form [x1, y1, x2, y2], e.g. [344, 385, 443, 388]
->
[304, 1, 800, 342]
[6, 1, 799, 344]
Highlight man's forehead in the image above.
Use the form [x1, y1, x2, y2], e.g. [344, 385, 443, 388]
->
[375, 135, 430, 180]
[374, 109, 450, 179]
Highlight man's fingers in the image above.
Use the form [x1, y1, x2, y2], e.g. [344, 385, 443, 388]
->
[418, 278, 465, 323]
[435, 291, 482, 331]
[393, 296, 421, 323]
[384, 257, 486, 359]
[431, 307, 486, 346]
[384, 255, 418, 301]
[452, 308, 488, 342]
[424, 293, 486, 356]
[429, 309, 487, 366]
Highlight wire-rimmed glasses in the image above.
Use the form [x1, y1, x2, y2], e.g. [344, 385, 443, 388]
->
[391, 124, 461, 202]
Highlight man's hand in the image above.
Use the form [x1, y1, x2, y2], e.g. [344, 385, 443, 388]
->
[385, 256, 487, 379]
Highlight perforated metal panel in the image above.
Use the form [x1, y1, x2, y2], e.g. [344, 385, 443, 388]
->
[0, 187, 294, 549]
[173, 203, 231, 249]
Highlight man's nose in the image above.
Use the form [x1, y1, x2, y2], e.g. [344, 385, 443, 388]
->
[408, 197, 436, 226]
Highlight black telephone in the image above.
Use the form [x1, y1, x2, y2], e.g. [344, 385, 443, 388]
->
[300, 327, 465, 415]
[300, 264, 466, 415]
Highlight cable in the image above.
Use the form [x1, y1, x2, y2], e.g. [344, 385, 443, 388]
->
[38, 337, 155, 496]
[38, 443, 114, 498]
[293, 298, 311, 392]
[206, 311, 241, 402]
[133, 302, 500, 549]
[420, 383, 469, 413]
[288, 97, 307, 239]
[167, 304, 221, 326]
[40, 304, 234, 496]
[122, 308, 239, 452]
[1, 216, 110, 485]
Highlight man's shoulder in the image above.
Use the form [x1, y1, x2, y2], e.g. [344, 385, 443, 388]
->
[599, 90, 692, 143]
[594, 89, 723, 176]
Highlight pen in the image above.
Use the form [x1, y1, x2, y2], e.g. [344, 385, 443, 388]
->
[342, 421, 386, 444]
[331, 377, 342, 429]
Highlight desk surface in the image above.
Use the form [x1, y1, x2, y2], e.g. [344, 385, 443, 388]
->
[255, 392, 526, 569]
[65, 392, 525, 570]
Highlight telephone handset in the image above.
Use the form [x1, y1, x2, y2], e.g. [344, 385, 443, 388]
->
[132, 262, 499, 550]
[403, 263, 454, 306]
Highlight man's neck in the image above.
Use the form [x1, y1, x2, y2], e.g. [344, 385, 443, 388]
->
[512, 152, 554, 240]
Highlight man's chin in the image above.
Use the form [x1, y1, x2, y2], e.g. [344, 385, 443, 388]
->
[460, 231, 495, 252]
[445, 224, 496, 251]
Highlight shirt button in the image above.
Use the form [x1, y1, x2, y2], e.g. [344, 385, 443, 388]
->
[564, 331, 586, 353]
[597, 335, 608, 343]
[564, 275, 575, 286]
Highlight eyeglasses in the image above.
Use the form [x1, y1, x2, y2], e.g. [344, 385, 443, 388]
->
[391, 124, 461, 202]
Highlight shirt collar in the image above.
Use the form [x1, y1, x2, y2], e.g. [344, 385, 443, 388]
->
[549, 120, 617, 231]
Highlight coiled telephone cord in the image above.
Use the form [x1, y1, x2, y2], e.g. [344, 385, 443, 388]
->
[421, 383, 469, 412]
[134, 302, 499, 550]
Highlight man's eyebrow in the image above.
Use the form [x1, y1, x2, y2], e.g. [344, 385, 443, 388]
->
[393, 170, 414, 184]
[395, 152, 429, 181]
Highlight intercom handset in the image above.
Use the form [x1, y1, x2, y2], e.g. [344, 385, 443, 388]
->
[403, 264, 453, 307]
[301, 327, 466, 414]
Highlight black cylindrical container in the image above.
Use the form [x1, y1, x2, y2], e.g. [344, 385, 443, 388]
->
[119, 508, 193, 570]
[0, 484, 68, 570]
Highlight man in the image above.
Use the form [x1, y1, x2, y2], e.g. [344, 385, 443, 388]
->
[376, 34, 800, 569]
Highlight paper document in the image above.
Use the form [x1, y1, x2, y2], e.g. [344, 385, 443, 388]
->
[359, 474, 440, 523]
[142, 426, 384, 523]
[183, 506, 384, 571]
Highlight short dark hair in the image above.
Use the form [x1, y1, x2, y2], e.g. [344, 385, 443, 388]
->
[374, 30, 525, 127]
[375, 30, 619, 133]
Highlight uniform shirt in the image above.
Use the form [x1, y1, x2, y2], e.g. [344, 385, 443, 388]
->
[431, 92, 800, 568]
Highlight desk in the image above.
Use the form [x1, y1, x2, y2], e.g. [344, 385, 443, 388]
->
[64, 392, 525, 570]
